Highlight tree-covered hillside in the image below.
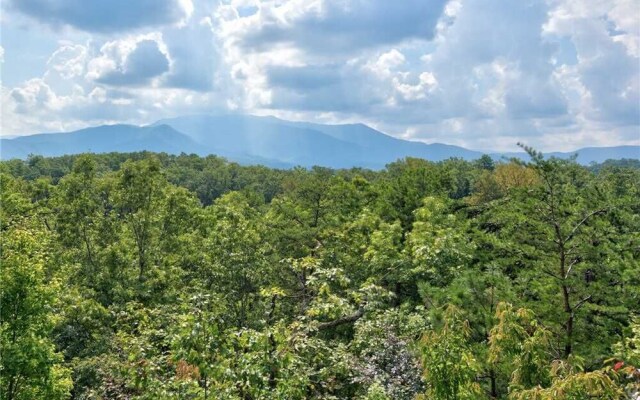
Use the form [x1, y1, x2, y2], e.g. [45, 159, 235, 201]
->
[1, 151, 639, 399]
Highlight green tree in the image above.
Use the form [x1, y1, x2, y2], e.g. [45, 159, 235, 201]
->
[54, 155, 103, 281]
[418, 306, 483, 400]
[488, 303, 552, 394]
[204, 191, 270, 328]
[114, 158, 166, 281]
[408, 197, 473, 288]
[1, 223, 72, 399]
[491, 146, 636, 360]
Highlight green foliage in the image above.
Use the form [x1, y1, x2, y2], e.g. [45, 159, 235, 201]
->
[408, 197, 473, 287]
[418, 306, 483, 400]
[202, 192, 271, 328]
[1, 151, 637, 399]
[1, 223, 72, 399]
[509, 362, 623, 400]
[488, 303, 552, 391]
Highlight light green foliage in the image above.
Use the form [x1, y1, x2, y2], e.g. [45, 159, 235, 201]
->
[418, 306, 484, 400]
[488, 303, 552, 391]
[509, 361, 622, 400]
[1, 223, 72, 400]
[615, 317, 640, 366]
[362, 214, 407, 286]
[612, 317, 640, 397]
[362, 382, 391, 400]
[408, 197, 473, 287]
[0, 174, 32, 227]
[171, 294, 354, 399]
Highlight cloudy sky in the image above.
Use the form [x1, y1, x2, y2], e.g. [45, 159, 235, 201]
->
[1, 0, 638, 151]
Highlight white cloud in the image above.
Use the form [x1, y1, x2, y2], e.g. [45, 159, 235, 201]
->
[221, 0, 448, 55]
[544, 0, 639, 128]
[223, 0, 638, 151]
[9, 0, 193, 33]
[10, 78, 62, 113]
[367, 49, 406, 78]
[394, 72, 438, 102]
[46, 43, 88, 80]
[1, 0, 638, 151]
[86, 34, 171, 86]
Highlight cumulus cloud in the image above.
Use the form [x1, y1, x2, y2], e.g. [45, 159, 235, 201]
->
[10, 78, 61, 114]
[545, 0, 639, 126]
[422, 0, 568, 122]
[224, 0, 448, 55]
[1, 0, 638, 151]
[0, 0, 225, 134]
[212, 0, 450, 113]
[2, 76, 226, 134]
[162, 17, 220, 91]
[8, 0, 193, 32]
[87, 36, 171, 86]
[46, 44, 88, 80]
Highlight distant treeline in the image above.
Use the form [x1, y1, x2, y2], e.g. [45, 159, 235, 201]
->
[3, 151, 638, 204]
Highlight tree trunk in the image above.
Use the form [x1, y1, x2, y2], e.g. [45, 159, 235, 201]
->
[489, 368, 498, 398]
[559, 245, 573, 358]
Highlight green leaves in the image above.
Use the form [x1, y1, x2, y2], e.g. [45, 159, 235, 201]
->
[418, 305, 483, 400]
[408, 197, 473, 287]
[488, 303, 552, 390]
[1, 223, 72, 400]
[2, 152, 638, 399]
[509, 362, 623, 400]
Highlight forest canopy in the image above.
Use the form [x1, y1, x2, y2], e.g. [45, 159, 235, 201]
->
[1, 151, 639, 399]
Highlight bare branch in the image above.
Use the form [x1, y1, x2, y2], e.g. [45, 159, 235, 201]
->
[564, 209, 607, 244]
[574, 295, 592, 311]
[564, 258, 581, 279]
[316, 308, 364, 331]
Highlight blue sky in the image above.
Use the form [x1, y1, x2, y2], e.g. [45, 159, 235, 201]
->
[1, 0, 638, 151]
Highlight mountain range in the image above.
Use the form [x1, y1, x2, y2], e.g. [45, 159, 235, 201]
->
[2, 114, 638, 168]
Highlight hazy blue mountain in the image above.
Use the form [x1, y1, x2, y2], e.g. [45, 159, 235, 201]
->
[1, 123, 296, 167]
[2, 114, 638, 168]
[1, 124, 203, 160]
[271, 118, 483, 161]
[154, 114, 483, 167]
[153, 114, 376, 168]
[496, 146, 640, 164]
[545, 146, 639, 164]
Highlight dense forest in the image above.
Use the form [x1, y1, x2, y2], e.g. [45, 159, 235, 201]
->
[1, 149, 639, 399]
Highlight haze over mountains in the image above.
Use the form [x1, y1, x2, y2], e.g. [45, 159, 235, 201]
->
[2, 114, 638, 168]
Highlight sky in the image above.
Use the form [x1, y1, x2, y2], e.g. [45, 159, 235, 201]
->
[1, 0, 639, 151]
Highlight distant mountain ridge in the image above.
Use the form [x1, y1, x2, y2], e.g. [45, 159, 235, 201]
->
[1, 124, 201, 158]
[502, 146, 640, 165]
[2, 114, 638, 168]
